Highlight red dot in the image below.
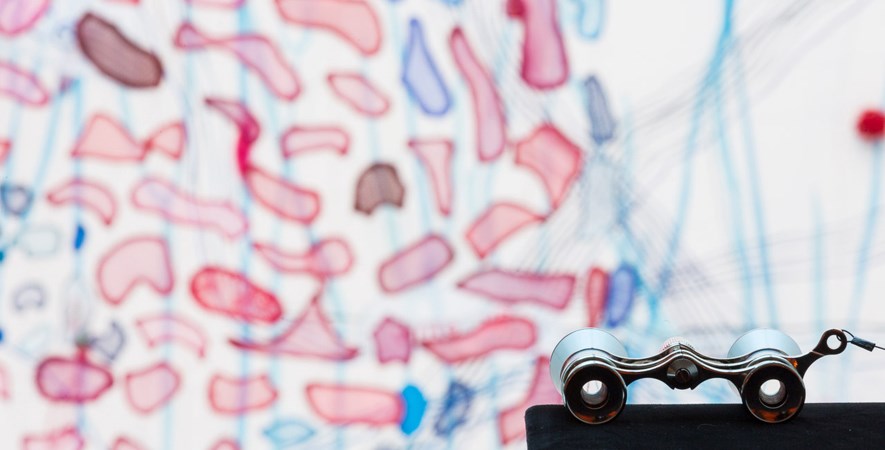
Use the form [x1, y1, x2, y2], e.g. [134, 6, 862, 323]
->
[857, 109, 885, 140]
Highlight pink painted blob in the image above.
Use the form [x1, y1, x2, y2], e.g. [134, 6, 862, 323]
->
[465, 202, 544, 258]
[408, 138, 453, 216]
[229, 296, 358, 361]
[35, 354, 114, 403]
[46, 178, 117, 225]
[281, 125, 350, 158]
[135, 313, 208, 358]
[373, 317, 412, 364]
[132, 177, 248, 239]
[514, 124, 582, 208]
[175, 23, 300, 100]
[327, 73, 390, 117]
[450, 28, 506, 162]
[275, 0, 381, 55]
[125, 362, 181, 414]
[190, 266, 283, 324]
[458, 269, 576, 310]
[420, 316, 536, 363]
[253, 238, 354, 278]
[97, 236, 174, 305]
[208, 373, 278, 414]
[507, 0, 569, 89]
[0, 0, 50, 36]
[585, 267, 609, 327]
[0, 60, 49, 106]
[498, 356, 560, 444]
[378, 234, 454, 293]
[306, 384, 403, 426]
[22, 427, 84, 450]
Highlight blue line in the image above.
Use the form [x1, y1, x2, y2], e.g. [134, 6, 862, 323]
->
[656, 0, 738, 322]
[848, 139, 883, 330]
[712, 78, 756, 330]
[732, 41, 778, 327]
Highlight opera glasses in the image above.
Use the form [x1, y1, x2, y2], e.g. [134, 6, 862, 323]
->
[550, 328, 862, 424]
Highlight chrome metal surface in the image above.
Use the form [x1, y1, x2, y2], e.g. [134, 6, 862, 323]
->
[550, 328, 849, 425]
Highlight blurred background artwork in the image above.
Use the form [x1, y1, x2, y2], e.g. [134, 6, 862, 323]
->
[2, 0, 885, 448]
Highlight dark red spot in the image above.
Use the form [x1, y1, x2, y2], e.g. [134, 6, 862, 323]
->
[857, 109, 885, 140]
[506, 0, 525, 17]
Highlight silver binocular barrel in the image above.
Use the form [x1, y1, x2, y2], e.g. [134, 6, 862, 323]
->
[550, 328, 849, 424]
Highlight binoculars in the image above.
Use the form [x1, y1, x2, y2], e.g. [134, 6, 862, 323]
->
[550, 328, 851, 424]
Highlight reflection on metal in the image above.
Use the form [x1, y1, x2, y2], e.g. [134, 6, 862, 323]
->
[551, 328, 851, 424]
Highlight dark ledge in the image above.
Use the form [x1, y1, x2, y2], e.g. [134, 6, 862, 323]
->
[526, 403, 885, 449]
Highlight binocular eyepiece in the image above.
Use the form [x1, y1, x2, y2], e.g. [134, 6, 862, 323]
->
[550, 328, 849, 424]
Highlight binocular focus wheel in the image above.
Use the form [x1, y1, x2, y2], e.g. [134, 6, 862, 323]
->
[741, 363, 806, 423]
[727, 329, 801, 358]
[562, 363, 627, 425]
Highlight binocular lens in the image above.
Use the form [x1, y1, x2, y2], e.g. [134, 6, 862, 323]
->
[741, 363, 806, 423]
[563, 363, 627, 424]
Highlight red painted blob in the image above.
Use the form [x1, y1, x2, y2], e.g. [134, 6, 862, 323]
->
[35, 354, 114, 403]
[373, 317, 412, 364]
[514, 124, 582, 208]
[450, 28, 506, 162]
[46, 178, 117, 225]
[280, 125, 350, 158]
[0, 60, 49, 106]
[175, 23, 300, 100]
[0, 0, 51, 36]
[97, 236, 174, 305]
[135, 313, 208, 358]
[409, 138, 454, 216]
[465, 202, 544, 258]
[327, 73, 390, 117]
[275, 0, 382, 55]
[584, 267, 609, 327]
[190, 266, 283, 324]
[112, 437, 147, 450]
[498, 356, 560, 444]
[458, 269, 576, 310]
[125, 362, 181, 414]
[132, 177, 247, 239]
[378, 234, 454, 293]
[229, 295, 358, 361]
[22, 426, 84, 450]
[208, 373, 278, 414]
[253, 238, 354, 278]
[420, 316, 536, 364]
[858, 109, 885, 140]
[306, 384, 403, 426]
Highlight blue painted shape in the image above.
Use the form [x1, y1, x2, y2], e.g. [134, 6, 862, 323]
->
[573, 0, 605, 40]
[438, 0, 463, 4]
[0, 328, 4, 343]
[402, 19, 452, 116]
[584, 75, 616, 146]
[262, 418, 315, 447]
[13, 283, 46, 311]
[0, 183, 34, 216]
[399, 384, 426, 435]
[73, 223, 86, 250]
[90, 321, 125, 361]
[605, 264, 638, 327]
[0, 250, 4, 263]
[434, 381, 473, 436]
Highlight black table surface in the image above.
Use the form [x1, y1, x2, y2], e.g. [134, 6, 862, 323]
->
[526, 403, 885, 449]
